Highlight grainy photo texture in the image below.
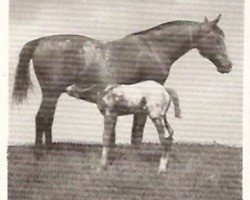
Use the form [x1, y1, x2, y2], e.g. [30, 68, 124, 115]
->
[9, 0, 243, 199]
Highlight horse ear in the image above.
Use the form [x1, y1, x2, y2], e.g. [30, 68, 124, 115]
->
[204, 17, 209, 24]
[211, 14, 222, 26]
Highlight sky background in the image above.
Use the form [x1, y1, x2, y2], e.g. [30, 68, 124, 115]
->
[9, 0, 244, 146]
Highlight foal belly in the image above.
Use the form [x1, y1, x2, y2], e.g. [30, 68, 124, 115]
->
[113, 105, 146, 115]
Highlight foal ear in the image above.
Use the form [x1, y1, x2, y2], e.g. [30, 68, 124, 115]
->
[211, 14, 222, 26]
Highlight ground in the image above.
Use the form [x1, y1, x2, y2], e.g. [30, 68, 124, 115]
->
[8, 142, 242, 200]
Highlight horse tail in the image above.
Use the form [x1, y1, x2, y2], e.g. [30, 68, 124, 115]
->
[12, 39, 40, 104]
[164, 87, 181, 119]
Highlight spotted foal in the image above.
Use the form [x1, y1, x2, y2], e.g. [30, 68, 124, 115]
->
[66, 80, 181, 173]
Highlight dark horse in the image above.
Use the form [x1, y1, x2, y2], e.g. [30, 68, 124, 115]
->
[12, 15, 232, 150]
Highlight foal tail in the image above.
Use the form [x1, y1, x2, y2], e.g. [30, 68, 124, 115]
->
[12, 39, 40, 104]
[164, 87, 181, 119]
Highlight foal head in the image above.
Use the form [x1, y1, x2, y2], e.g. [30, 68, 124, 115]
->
[195, 15, 232, 74]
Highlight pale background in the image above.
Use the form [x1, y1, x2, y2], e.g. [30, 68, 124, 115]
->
[9, 0, 243, 146]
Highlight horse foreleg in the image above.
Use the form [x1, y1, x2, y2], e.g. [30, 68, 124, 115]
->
[35, 93, 60, 151]
[101, 113, 117, 170]
[131, 113, 147, 146]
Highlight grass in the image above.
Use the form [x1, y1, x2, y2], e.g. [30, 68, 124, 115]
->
[8, 142, 242, 200]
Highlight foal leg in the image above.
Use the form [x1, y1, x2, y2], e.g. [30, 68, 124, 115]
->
[35, 92, 60, 151]
[101, 113, 117, 170]
[131, 113, 147, 146]
[151, 118, 173, 174]
[163, 115, 174, 139]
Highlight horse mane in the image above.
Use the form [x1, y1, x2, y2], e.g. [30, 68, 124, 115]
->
[213, 25, 225, 38]
[131, 20, 225, 38]
[131, 20, 200, 36]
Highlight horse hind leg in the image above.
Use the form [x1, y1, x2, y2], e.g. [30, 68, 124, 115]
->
[35, 92, 60, 152]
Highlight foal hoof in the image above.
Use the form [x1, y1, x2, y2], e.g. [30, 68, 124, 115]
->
[158, 168, 167, 175]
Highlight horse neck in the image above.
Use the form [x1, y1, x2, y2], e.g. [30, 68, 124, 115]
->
[141, 23, 200, 66]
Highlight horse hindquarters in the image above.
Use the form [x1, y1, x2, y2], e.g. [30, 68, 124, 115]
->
[32, 38, 84, 149]
[33, 63, 69, 150]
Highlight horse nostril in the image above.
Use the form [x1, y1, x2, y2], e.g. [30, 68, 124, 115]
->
[227, 62, 232, 72]
[230, 62, 233, 68]
[226, 65, 232, 73]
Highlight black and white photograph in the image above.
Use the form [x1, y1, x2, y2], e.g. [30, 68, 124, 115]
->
[1, 0, 248, 199]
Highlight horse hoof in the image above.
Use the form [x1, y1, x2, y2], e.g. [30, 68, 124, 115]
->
[131, 139, 143, 148]
[45, 143, 54, 151]
[131, 144, 141, 149]
[33, 146, 44, 160]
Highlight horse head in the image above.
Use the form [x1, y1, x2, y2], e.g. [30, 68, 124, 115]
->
[195, 15, 232, 74]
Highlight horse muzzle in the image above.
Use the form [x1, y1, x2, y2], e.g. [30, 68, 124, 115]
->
[217, 61, 232, 74]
